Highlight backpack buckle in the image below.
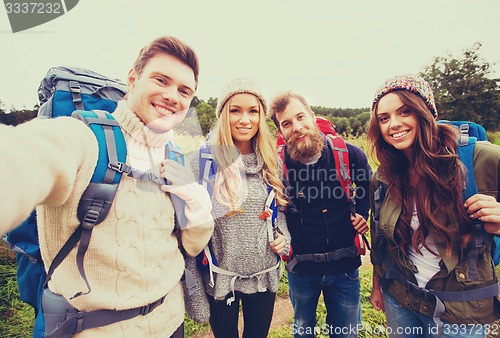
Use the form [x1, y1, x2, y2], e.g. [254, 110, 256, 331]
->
[312, 253, 328, 262]
[406, 281, 434, 301]
[108, 162, 124, 173]
[140, 296, 165, 316]
[82, 210, 99, 229]
[259, 210, 272, 220]
[68, 81, 81, 93]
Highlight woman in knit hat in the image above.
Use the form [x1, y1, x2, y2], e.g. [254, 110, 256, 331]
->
[367, 74, 500, 337]
[187, 78, 290, 338]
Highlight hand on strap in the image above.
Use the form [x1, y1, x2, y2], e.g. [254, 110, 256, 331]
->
[160, 159, 205, 202]
[465, 193, 500, 235]
[351, 213, 368, 235]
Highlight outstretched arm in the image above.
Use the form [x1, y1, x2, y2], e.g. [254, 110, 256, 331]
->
[0, 118, 97, 236]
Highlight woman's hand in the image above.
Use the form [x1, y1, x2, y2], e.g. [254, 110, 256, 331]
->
[270, 232, 287, 255]
[465, 194, 500, 235]
[370, 273, 385, 312]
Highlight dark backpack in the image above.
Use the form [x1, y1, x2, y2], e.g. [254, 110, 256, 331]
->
[3, 66, 185, 338]
[276, 116, 369, 267]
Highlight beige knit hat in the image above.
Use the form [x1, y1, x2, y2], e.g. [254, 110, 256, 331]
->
[215, 78, 267, 118]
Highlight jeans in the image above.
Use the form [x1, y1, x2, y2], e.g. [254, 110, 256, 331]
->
[288, 269, 361, 338]
[383, 291, 486, 338]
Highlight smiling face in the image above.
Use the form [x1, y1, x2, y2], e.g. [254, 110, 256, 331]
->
[275, 97, 317, 142]
[375, 92, 419, 160]
[227, 93, 261, 154]
[126, 52, 196, 133]
[275, 97, 324, 163]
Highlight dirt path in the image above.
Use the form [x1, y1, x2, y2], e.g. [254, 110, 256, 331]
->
[190, 253, 372, 338]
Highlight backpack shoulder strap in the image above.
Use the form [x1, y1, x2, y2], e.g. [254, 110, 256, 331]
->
[325, 134, 353, 203]
[372, 180, 387, 265]
[456, 136, 478, 200]
[44, 110, 127, 298]
[455, 135, 487, 278]
[164, 140, 187, 231]
[199, 144, 216, 195]
[165, 140, 184, 165]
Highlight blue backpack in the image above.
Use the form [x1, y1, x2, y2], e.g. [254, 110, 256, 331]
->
[3, 66, 185, 338]
[436, 120, 500, 267]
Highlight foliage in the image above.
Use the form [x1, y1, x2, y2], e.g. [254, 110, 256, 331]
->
[0, 243, 35, 338]
[487, 131, 500, 146]
[420, 42, 500, 130]
[0, 106, 37, 126]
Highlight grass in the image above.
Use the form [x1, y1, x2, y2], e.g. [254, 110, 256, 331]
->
[0, 243, 35, 338]
[488, 131, 500, 146]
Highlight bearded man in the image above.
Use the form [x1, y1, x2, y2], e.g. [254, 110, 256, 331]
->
[269, 92, 372, 338]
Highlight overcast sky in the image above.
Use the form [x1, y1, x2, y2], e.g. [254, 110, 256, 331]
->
[0, 0, 499, 111]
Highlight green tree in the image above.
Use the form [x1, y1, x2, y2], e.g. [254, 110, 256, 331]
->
[420, 42, 500, 130]
[0, 104, 37, 126]
[349, 117, 363, 137]
[195, 101, 216, 136]
[330, 116, 350, 137]
[207, 97, 218, 110]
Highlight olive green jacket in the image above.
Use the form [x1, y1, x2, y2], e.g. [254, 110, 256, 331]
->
[370, 142, 500, 324]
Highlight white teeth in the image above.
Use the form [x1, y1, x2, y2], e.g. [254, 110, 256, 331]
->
[154, 105, 173, 116]
[392, 130, 408, 138]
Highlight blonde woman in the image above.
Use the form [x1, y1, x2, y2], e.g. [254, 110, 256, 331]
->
[191, 78, 290, 338]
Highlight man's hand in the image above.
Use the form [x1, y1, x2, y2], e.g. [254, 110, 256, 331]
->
[270, 232, 287, 255]
[351, 213, 368, 235]
[160, 159, 199, 201]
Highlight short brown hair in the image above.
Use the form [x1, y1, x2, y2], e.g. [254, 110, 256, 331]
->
[268, 91, 313, 128]
[132, 36, 199, 88]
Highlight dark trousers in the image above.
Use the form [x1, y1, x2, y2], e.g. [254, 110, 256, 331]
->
[170, 323, 183, 338]
[208, 291, 276, 338]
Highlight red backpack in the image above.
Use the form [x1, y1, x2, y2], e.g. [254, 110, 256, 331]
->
[276, 116, 367, 259]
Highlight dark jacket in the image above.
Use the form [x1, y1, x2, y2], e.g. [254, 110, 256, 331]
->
[284, 136, 372, 274]
[370, 142, 500, 324]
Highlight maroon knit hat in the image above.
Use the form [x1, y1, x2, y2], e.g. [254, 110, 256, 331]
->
[371, 74, 438, 118]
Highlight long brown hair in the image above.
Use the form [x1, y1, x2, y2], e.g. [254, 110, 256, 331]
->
[367, 90, 473, 256]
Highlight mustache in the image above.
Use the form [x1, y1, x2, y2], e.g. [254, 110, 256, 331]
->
[287, 128, 317, 144]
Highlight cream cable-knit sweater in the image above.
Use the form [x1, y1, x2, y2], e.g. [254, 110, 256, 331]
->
[0, 101, 214, 337]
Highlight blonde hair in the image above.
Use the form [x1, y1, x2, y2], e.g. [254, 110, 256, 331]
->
[209, 95, 287, 215]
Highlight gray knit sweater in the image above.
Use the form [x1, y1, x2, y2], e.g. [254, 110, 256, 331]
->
[189, 150, 290, 300]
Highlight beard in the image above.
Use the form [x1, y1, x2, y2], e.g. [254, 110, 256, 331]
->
[286, 127, 324, 163]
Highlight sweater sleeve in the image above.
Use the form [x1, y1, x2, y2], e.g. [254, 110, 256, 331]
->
[0, 117, 97, 236]
[346, 143, 373, 220]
